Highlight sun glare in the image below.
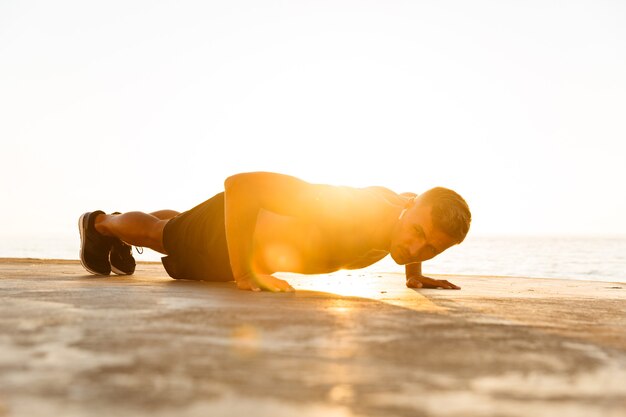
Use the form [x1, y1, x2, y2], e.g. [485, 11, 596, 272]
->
[296, 270, 382, 298]
[261, 244, 303, 274]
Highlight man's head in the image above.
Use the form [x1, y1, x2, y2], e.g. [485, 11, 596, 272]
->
[389, 187, 471, 265]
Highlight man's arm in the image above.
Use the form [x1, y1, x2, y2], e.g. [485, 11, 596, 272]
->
[224, 172, 312, 291]
[224, 172, 356, 292]
[405, 262, 460, 290]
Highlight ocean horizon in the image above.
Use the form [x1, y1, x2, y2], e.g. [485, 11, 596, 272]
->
[1, 234, 624, 284]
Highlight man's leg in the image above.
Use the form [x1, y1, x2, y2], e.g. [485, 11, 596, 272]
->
[94, 212, 173, 254]
[149, 210, 180, 221]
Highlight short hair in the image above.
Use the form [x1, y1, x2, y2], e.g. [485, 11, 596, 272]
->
[416, 187, 471, 243]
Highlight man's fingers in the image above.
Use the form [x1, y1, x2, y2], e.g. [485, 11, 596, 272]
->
[255, 276, 295, 292]
[274, 282, 295, 292]
[237, 275, 295, 292]
[274, 281, 295, 292]
[257, 281, 278, 292]
[407, 277, 461, 290]
[445, 281, 460, 290]
[438, 280, 461, 290]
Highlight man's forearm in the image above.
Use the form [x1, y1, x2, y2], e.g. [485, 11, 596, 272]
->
[223, 171, 320, 281]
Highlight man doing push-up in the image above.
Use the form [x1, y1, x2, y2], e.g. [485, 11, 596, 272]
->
[78, 172, 471, 292]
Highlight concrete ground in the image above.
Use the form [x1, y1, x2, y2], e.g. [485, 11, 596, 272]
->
[0, 258, 625, 417]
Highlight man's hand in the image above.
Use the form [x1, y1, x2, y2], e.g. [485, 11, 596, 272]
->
[236, 272, 295, 292]
[406, 275, 460, 290]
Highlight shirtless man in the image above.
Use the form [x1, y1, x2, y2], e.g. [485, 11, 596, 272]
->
[78, 172, 471, 292]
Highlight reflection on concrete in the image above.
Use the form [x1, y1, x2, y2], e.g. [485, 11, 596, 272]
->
[230, 324, 260, 358]
[191, 393, 353, 417]
[286, 270, 450, 313]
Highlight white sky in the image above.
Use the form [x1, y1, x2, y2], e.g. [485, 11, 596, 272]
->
[1, 0, 625, 242]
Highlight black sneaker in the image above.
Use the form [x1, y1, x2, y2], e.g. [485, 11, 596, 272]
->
[108, 212, 136, 275]
[110, 238, 136, 275]
[78, 211, 113, 275]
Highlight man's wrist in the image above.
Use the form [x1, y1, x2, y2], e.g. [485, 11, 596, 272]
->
[234, 270, 254, 282]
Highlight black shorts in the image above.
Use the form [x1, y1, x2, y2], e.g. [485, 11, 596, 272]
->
[161, 192, 234, 281]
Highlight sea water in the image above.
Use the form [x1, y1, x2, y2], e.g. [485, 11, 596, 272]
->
[370, 235, 626, 283]
[1, 235, 624, 283]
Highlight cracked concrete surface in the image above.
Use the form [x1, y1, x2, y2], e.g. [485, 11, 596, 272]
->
[0, 258, 624, 417]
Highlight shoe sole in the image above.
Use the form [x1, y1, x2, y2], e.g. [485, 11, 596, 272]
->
[78, 212, 110, 275]
[111, 262, 132, 275]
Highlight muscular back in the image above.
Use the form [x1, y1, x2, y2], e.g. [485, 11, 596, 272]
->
[252, 186, 408, 274]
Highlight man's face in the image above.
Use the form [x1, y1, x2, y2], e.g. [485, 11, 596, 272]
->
[389, 204, 458, 265]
